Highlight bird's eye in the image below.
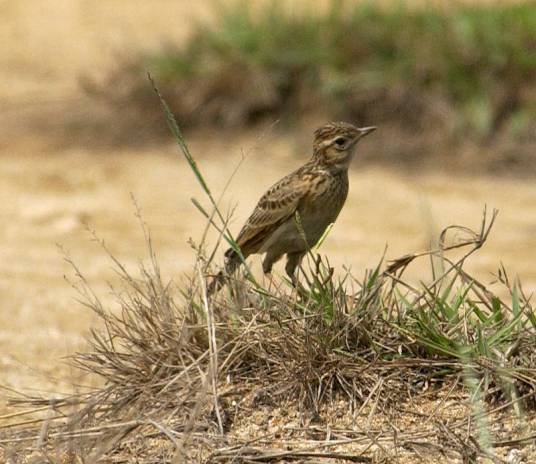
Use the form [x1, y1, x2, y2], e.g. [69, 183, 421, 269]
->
[334, 137, 346, 146]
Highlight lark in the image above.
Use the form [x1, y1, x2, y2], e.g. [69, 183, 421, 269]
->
[209, 122, 376, 293]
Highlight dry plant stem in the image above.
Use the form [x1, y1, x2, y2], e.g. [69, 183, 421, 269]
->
[0, 415, 64, 431]
[86, 422, 141, 463]
[197, 266, 224, 435]
[0, 406, 56, 421]
[212, 447, 373, 462]
[212, 433, 388, 462]
[148, 74, 235, 253]
[174, 373, 210, 462]
[147, 419, 180, 448]
[201, 121, 279, 270]
[386, 208, 497, 304]
[422, 374, 461, 426]
[149, 73, 269, 293]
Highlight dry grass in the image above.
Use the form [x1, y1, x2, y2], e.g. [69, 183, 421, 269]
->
[2, 206, 536, 463]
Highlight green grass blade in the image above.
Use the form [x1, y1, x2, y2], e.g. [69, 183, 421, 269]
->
[148, 73, 211, 196]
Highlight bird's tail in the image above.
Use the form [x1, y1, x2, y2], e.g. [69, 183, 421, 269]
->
[206, 247, 241, 295]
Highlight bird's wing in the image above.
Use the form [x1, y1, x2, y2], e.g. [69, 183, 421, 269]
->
[231, 168, 316, 256]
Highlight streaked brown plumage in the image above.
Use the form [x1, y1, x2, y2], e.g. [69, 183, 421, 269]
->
[209, 122, 376, 293]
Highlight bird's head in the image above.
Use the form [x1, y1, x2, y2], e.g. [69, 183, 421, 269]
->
[312, 122, 376, 169]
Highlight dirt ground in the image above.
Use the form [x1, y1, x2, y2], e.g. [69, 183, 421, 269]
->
[2, 1, 536, 461]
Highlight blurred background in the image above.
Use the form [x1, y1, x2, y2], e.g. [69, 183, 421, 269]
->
[1, 0, 536, 393]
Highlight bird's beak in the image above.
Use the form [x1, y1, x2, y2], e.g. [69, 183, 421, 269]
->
[357, 126, 377, 138]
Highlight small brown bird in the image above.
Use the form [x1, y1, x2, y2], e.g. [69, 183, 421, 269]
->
[210, 122, 376, 292]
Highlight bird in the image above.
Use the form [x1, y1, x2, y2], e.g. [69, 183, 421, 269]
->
[208, 122, 376, 294]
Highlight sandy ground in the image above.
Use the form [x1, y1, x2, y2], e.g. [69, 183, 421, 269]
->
[1, 0, 536, 394]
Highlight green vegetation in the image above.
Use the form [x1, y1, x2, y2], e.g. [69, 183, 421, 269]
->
[99, 1, 536, 148]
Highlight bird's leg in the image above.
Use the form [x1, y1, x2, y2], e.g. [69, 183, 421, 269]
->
[262, 252, 283, 291]
[261, 264, 273, 290]
[285, 252, 306, 290]
[264, 272, 276, 291]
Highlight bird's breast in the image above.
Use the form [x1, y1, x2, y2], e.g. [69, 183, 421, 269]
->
[303, 172, 348, 218]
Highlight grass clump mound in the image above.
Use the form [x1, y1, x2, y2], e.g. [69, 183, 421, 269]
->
[3, 208, 536, 462]
[3, 89, 536, 463]
[90, 1, 536, 169]
[4, 207, 536, 462]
